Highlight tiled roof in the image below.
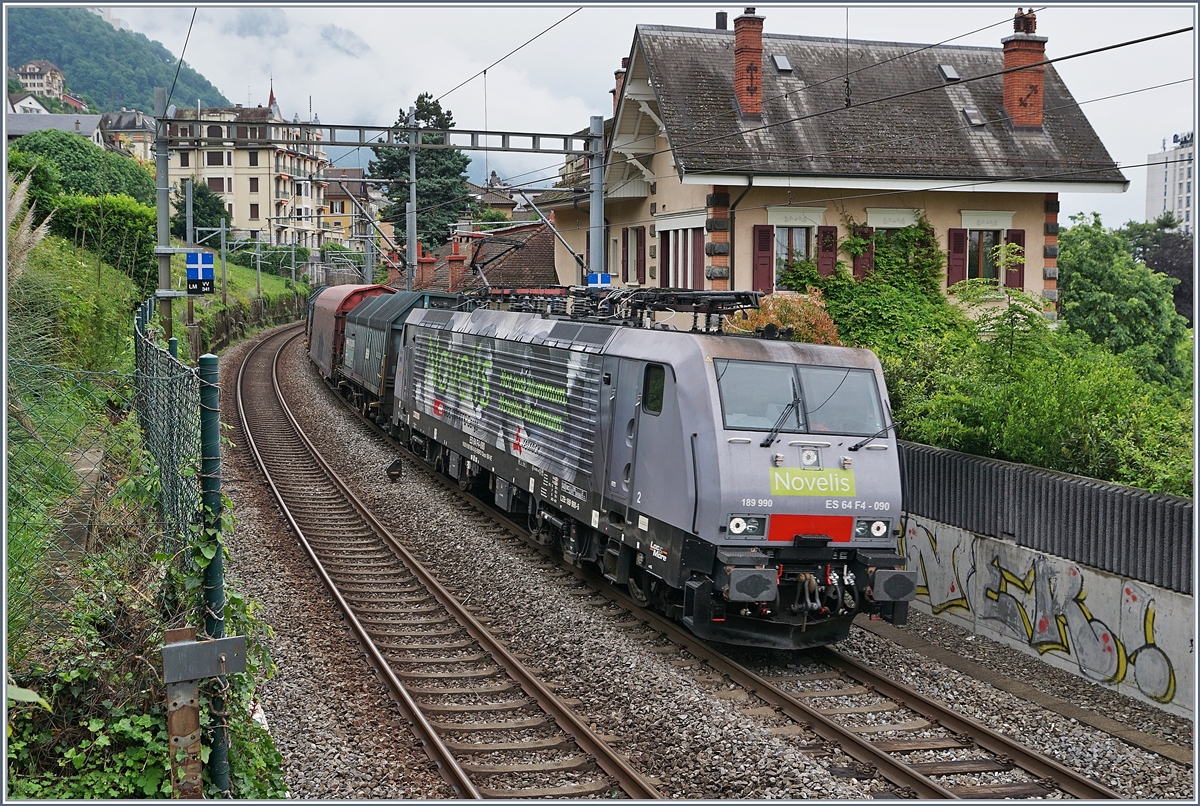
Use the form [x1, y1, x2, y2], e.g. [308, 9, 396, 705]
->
[634, 25, 1125, 185]
[7, 113, 102, 139]
[402, 223, 559, 292]
[173, 106, 277, 123]
[18, 60, 61, 74]
[101, 110, 154, 132]
[324, 167, 370, 198]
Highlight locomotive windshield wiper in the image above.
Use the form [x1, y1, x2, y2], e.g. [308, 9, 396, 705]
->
[760, 397, 802, 447]
[848, 420, 901, 451]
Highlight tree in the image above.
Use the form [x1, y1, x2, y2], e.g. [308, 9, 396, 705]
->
[1118, 213, 1193, 325]
[170, 181, 231, 240]
[6, 146, 64, 226]
[13, 129, 154, 205]
[1058, 213, 1188, 385]
[369, 93, 472, 251]
[8, 76, 25, 95]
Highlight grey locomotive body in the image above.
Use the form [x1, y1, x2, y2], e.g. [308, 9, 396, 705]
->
[392, 306, 916, 650]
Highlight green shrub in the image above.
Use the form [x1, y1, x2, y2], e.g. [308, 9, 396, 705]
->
[13, 129, 154, 204]
[48, 194, 156, 298]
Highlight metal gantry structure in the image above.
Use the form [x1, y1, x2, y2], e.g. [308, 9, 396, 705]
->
[152, 88, 605, 329]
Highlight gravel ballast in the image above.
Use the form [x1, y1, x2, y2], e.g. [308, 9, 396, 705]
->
[219, 325, 1194, 799]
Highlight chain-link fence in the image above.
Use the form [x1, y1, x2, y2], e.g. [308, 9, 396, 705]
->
[5, 300, 202, 674]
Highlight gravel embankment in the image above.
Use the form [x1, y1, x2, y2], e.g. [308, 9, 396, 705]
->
[220, 325, 1194, 799]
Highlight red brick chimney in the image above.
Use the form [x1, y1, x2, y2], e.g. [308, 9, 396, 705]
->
[1002, 8, 1047, 128]
[612, 58, 628, 114]
[416, 242, 436, 289]
[734, 8, 764, 117]
[447, 239, 467, 291]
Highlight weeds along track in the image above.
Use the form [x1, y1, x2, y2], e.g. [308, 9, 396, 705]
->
[234, 325, 659, 799]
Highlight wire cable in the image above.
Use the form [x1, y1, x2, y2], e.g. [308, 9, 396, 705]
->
[166, 8, 198, 110]
[436, 7, 583, 102]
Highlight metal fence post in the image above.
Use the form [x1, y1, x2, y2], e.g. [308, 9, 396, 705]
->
[197, 354, 229, 793]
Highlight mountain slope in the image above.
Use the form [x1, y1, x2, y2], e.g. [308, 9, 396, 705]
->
[6, 7, 228, 112]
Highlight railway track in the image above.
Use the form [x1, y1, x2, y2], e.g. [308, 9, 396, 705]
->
[285, 331, 1124, 801]
[234, 325, 660, 799]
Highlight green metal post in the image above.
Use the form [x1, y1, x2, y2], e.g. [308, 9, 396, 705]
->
[197, 354, 229, 794]
[168, 337, 178, 359]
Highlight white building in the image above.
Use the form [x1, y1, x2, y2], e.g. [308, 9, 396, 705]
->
[1145, 132, 1194, 233]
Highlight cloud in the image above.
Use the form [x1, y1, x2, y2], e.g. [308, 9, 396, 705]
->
[232, 9, 289, 39]
[320, 25, 369, 58]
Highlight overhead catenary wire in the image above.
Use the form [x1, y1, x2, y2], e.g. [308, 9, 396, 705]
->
[359, 8, 1069, 232]
[435, 7, 583, 102]
[165, 8, 198, 110]
[391, 72, 1190, 230]
[609, 6, 1053, 161]
[292, 21, 1191, 248]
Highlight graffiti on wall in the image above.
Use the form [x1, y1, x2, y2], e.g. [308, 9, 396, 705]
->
[902, 522, 973, 615]
[904, 519, 1181, 706]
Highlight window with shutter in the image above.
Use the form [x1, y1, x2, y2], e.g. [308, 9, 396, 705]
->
[692, 228, 705, 289]
[179, 151, 189, 168]
[1004, 229, 1026, 288]
[752, 224, 774, 292]
[816, 225, 838, 277]
[636, 227, 646, 284]
[621, 227, 629, 283]
[851, 226, 874, 279]
[947, 228, 968, 286]
[207, 125, 223, 138]
[249, 177, 259, 193]
[206, 151, 223, 166]
[207, 177, 223, 193]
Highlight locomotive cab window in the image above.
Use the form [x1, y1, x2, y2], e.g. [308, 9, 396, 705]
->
[799, 367, 884, 436]
[642, 363, 665, 415]
[714, 359, 804, 431]
[714, 359, 884, 436]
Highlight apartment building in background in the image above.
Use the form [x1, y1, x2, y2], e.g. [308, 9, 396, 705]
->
[15, 60, 64, 100]
[167, 96, 329, 247]
[1145, 132, 1194, 233]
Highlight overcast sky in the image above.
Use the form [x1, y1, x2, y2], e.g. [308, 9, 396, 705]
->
[108, 2, 1196, 227]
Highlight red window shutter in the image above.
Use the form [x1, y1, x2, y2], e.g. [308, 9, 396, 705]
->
[852, 226, 874, 279]
[816, 225, 838, 277]
[636, 227, 646, 284]
[621, 227, 629, 283]
[692, 228, 705, 289]
[752, 224, 774, 292]
[1004, 229, 1026, 288]
[947, 228, 968, 286]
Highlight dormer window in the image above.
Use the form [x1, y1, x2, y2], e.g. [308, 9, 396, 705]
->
[771, 54, 793, 73]
[939, 64, 960, 82]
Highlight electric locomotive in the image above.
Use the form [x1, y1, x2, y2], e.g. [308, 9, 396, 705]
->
[383, 288, 916, 650]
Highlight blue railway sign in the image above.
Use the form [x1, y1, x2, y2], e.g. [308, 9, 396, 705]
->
[186, 252, 215, 295]
[587, 272, 611, 288]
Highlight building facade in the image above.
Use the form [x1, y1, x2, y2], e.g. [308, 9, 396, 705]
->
[167, 101, 329, 247]
[1145, 132, 1194, 233]
[541, 8, 1126, 316]
[16, 60, 64, 100]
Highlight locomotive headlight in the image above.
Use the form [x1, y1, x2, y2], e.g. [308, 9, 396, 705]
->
[801, 448, 819, 467]
[854, 519, 891, 539]
[727, 515, 767, 537]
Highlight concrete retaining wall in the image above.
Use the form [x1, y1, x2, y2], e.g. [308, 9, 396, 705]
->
[901, 513, 1193, 718]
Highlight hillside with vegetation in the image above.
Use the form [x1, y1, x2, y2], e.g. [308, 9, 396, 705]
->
[7, 135, 289, 795]
[6, 6, 228, 113]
